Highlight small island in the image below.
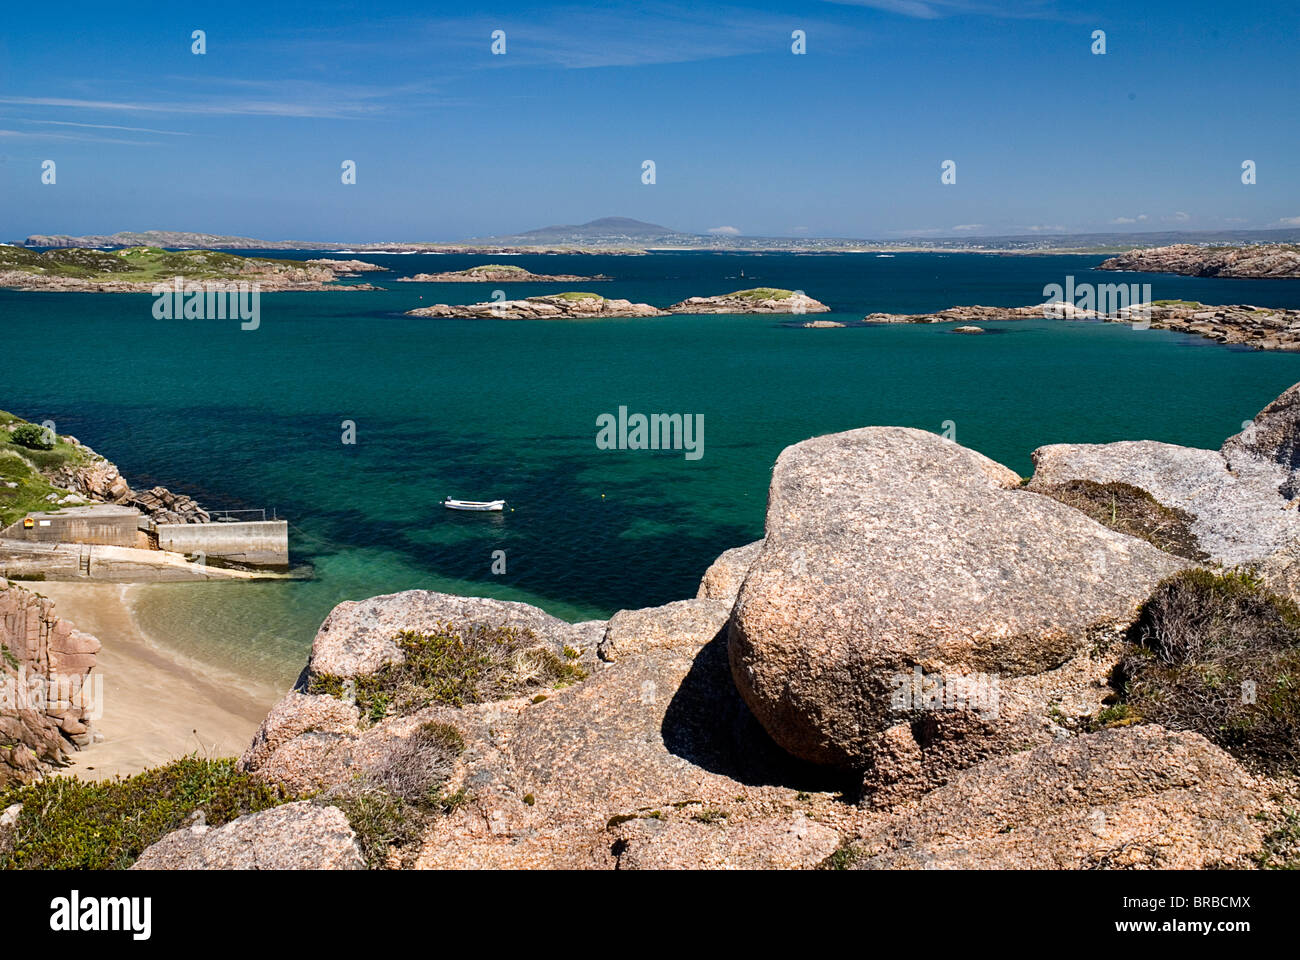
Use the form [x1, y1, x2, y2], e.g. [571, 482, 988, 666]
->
[305, 258, 387, 274]
[406, 292, 664, 319]
[394, 264, 611, 283]
[858, 300, 1300, 351]
[668, 288, 830, 314]
[1099, 243, 1300, 279]
[0, 246, 383, 292]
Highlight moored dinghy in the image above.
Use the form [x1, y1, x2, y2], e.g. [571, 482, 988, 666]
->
[443, 498, 506, 512]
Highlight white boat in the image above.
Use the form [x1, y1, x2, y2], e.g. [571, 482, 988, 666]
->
[443, 498, 506, 512]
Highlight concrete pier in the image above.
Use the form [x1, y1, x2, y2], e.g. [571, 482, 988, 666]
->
[154, 520, 289, 568]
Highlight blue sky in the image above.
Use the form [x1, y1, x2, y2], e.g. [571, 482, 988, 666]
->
[1, 0, 1297, 242]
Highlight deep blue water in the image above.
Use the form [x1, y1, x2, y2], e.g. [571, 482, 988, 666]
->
[4, 251, 1300, 685]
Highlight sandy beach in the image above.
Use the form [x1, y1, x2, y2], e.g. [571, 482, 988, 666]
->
[34, 581, 285, 781]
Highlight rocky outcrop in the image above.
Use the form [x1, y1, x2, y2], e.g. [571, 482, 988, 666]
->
[128, 486, 210, 524]
[40, 434, 209, 524]
[305, 259, 386, 273]
[1029, 384, 1300, 601]
[131, 802, 366, 870]
[695, 540, 763, 604]
[1099, 243, 1300, 279]
[1113, 302, 1300, 351]
[0, 258, 382, 293]
[669, 289, 830, 314]
[153, 382, 1300, 869]
[0, 579, 101, 787]
[727, 427, 1187, 797]
[0, 802, 20, 861]
[864, 304, 1046, 324]
[407, 294, 664, 320]
[394, 265, 609, 283]
[235, 588, 848, 870]
[848, 725, 1268, 869]
[306, 591, 592, 679]
[858, 298, 1300, 351]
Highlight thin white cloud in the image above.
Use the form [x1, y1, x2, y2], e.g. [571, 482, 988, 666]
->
[0, 128, 161, 146]
[824, 0, 1059, 20]
[708, 225, 741, 235]
[25, 119, 193, 136]
[951, 223, 983, 231]
[0, 95, 374, 119]
[1278, 216, 1300, 226]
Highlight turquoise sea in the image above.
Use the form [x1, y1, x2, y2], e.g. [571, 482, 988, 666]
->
[5, 251, 1300, 688]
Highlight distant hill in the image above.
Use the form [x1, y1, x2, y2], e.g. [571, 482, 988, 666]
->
[477, 217, 699, 245]
[22, 222, 1300, 255]
[24, 231, 343, 251]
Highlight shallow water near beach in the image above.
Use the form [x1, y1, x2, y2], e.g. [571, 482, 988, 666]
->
[5, 251, 1300, 689]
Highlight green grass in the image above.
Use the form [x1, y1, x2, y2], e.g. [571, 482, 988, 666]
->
[544, 291, 604, 302]
[308, 623, 587, 722]
[0, 756, 293, 869]
[0, 411, 88, 527]
[0, 246, 309, 284]
[1111, 569, 1300, 773]
[1151, 299, 1205, 308]
[462, 264, 529, 274]
[727, 287, 795, 300]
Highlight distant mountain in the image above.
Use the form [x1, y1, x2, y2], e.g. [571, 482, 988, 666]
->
[478, 217, 699, 245]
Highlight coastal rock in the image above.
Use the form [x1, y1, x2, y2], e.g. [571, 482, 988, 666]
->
[864, 304, 1046, 324]
[1099, 243, 1300, 279]
[1028, 381, 1300, 599]
[411, 603, 846, 870]
[695, 540, 764, 604]
[0, 246, 383, 293]
[597, 598, 729, 662]
[305, 259, 386, 273]
[801, 319, 845, 328]
[306, 590, 580, 679]
[727, 427, 1187, 793]
[129, 486, 210, 524]
[394, 265, 609, 283]
[407, 294, 664, 320]
[248, 596, 848, 870]
[131, 802, 366, 870]
[610, 812, 841, 870]
[669, 289, 830, 314]
[952, 325, 985, 334]
[239, 690, 362, 773]
[0, 803, 20, 862]
[848, 726, 1267, 869]
[0, 579, 101, 786]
